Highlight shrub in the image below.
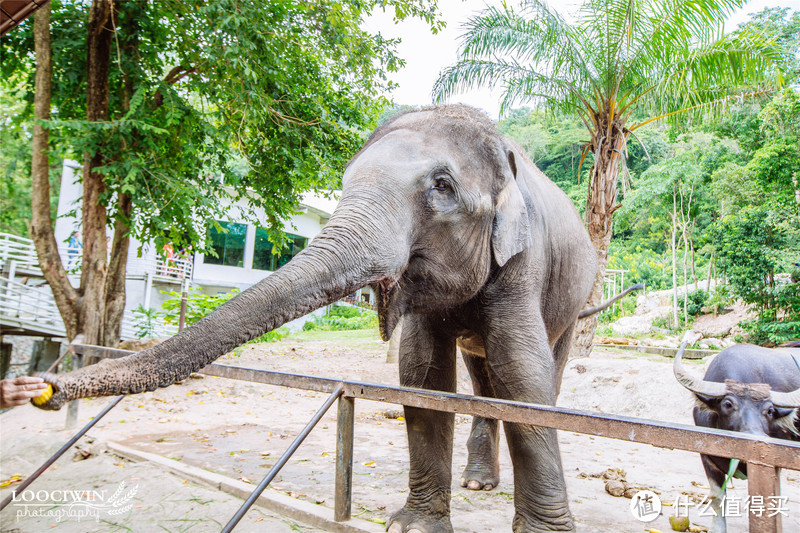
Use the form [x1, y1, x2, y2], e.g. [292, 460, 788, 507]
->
[161, 288, 241, 326]
[679, 289, 708, 317]
[252, 327, 290, 343]
[131, 305, 164, 339]
[303, 305, 379, 331]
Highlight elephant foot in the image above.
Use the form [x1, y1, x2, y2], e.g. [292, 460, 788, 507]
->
[387, 507, 453, 533]
[512, 509, 575, 533]
[460, 422, 500, 490]
[460, 463, 499, 491]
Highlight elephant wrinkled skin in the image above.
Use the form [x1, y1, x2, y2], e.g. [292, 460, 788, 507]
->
[34, 106, 596, 532]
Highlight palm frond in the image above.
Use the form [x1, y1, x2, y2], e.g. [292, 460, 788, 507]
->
[433, 0, 596, 109]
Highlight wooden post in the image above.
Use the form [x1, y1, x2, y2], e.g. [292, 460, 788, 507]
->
[748, 462, 782, 533]
[178, 291, 188, 332]
[334, 395, 354, 522]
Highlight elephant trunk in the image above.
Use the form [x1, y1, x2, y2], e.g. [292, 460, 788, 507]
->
[35, 198, 407, 410]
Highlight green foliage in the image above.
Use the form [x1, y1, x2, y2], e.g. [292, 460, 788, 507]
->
[747, 140, 800, 210]
[707, 285, 734, 314]
[0, 76, 61, 237]
[741, 318, 800, 346]
[160, 288, 241, 327]
[1, 0, 442, 252]
[302, 305, 378, 331]
[131, 305, 164, 339]
[597, 293, 637, 324]
[251, 328, 290, 344]
[712, 205, 788, 310]
[327, 306, 363, 319]
[680, 290, 709, 317]
[735, 7, 800, 82]
[159, 287, 289, 342]
[607, 247, 671, 290]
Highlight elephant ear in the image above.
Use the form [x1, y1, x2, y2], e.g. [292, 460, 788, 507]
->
[492, 147, 534, 266]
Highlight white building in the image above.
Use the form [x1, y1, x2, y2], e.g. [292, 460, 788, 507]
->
[54, 161, 374, 334]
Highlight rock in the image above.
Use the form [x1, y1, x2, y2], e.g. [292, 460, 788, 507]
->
[605, 480, 625, 497]
[682, 330, 702, 346]
[610, 316, 654, 335]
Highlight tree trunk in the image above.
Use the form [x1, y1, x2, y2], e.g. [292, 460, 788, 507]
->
[571, 126, 625, 357]
[80, 0, 116, 345]
[28, 3, 82, 341]
[671, 191, 679, 328]
[706, 253, 714, 293]
[103, 194, 132, 347]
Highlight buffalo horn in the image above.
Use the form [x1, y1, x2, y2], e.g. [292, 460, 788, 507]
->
[770, 387, 800, 408]
[673, 340, 727, 398]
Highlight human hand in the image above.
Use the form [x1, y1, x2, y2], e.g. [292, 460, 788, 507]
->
[0, 376, 48, 408]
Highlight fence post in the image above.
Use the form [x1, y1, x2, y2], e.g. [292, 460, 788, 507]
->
[143, 271, 153, 310]
[334, 395, 355, 522]
[747, 462, 782, 533]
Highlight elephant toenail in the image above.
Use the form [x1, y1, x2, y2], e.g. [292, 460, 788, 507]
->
[467, 480, 481, 490]
[387, 524, 403, 533]
[483, 484, 494, 491]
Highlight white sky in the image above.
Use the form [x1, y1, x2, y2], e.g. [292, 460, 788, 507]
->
[365, 0, 800, 120]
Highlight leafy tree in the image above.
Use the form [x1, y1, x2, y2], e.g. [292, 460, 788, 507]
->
[735, 7, 800, 82]
[2, 0, 440, 345]
[434, 0, 785, 355]
[708, 88, 800, 343]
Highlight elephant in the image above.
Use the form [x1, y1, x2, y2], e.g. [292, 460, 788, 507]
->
[34, 105, 597, 532]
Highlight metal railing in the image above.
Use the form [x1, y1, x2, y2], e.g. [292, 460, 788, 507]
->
[0, 232, 192, 283]
[0, 275, 174, 340]
[2, 343, 797, 532]
[0, 277, 65, 337]
[0, 233, 39, 270]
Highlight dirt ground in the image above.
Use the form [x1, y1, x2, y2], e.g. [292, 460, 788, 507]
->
[1, 330, 799, 533]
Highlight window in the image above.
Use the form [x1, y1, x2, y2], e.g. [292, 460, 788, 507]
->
[253, 228, 307, 271]
[205, 220, 247, 267]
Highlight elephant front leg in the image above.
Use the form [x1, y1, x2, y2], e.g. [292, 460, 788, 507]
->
[505, 423, 574, 532]
[485, 331, 575, 532]
[388, 315, 457, 533]
[461, 351, 500, 491]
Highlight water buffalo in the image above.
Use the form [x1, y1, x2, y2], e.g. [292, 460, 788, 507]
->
[673, 342, 800, 532]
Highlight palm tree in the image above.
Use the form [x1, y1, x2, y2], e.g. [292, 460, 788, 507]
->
[434, 0, 785, 355]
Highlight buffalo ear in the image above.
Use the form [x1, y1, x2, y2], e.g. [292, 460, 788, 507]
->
[492, 149, 533, 266]
[695, 394, 720, 409]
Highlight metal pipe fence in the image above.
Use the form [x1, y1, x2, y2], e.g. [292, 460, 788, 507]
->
[5, 343, 799, 532]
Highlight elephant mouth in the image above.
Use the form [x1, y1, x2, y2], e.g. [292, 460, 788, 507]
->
[374, 276, 402, 341]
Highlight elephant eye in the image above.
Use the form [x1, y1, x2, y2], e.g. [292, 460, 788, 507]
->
[767, 406, 777, 418]
[433, 179, 449, 191]
[431, 173, 452, 192]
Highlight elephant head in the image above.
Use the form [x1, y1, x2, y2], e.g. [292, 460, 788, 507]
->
[34, 105, 534, 410]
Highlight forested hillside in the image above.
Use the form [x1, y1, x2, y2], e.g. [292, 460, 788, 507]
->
[499, 76, 800, 344]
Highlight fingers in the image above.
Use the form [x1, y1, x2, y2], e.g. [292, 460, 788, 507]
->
[11, 376, 45, 386]
[0, 377, 49, 409]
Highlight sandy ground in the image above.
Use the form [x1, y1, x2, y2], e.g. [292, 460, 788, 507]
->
[1, 331, 798, 533]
